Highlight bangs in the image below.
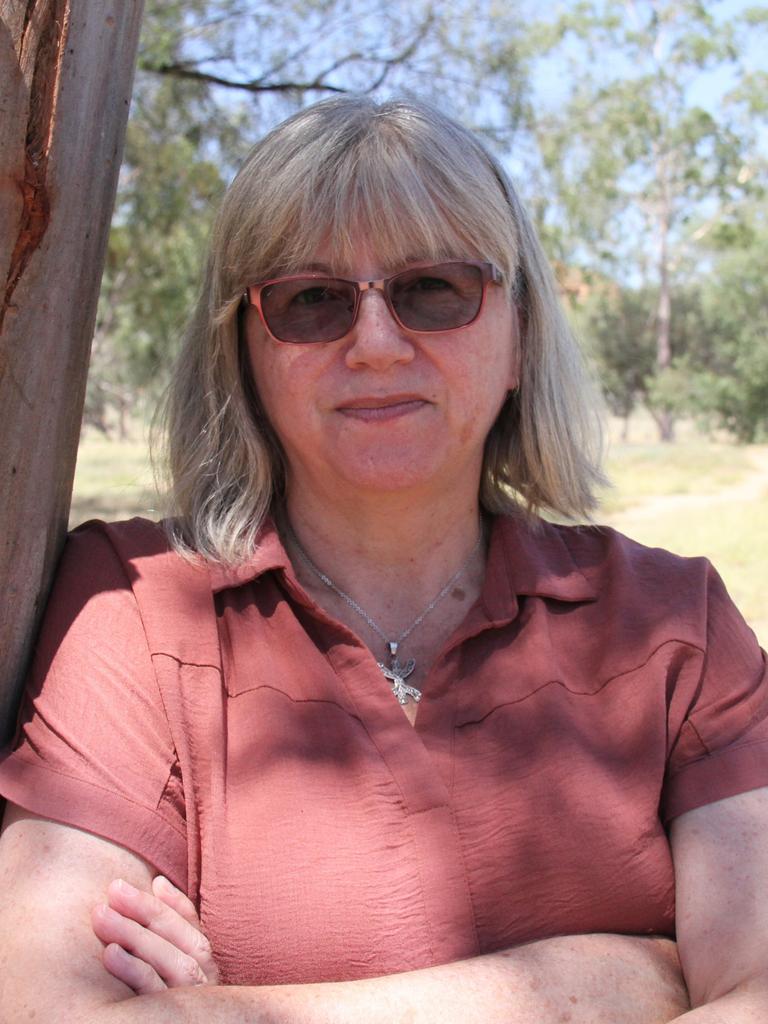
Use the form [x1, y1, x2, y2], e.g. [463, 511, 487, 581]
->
[224, 99, 520, 291]
[294, 128, 518, 280]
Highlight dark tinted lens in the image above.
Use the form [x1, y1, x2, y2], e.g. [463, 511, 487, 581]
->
[389, 263, 484, 331]
[260, 278, 357, 343]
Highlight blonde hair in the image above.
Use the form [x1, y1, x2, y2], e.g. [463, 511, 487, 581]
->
[158, 96, 605, 563]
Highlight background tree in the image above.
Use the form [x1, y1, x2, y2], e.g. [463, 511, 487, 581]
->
[570, 282, 658, 439]
[688, 211, 768, 441]
[88, 72, 228, 431]
[508, 0, 766, 440]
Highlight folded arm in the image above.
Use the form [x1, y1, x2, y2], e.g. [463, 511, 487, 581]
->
[81, 936, 687, 1024]
[0, 803, 688, 1024]
[12, 785, 768, 1024]
[98, 780, 768, 1024]
[88, 785, 768, 1023]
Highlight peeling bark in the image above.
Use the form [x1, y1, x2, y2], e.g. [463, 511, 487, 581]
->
[0, 0, 67, 335]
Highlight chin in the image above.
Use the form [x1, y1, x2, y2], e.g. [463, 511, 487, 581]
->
[333, 445, 473, 497]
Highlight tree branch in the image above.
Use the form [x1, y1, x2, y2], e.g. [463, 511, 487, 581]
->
[141, 6, 437, 97]
[138, 64, 353, 95]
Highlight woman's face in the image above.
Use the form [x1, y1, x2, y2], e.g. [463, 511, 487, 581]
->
[243, 240, 520, 505]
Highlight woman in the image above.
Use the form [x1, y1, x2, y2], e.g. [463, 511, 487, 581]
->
[1, 97, 767, 1023]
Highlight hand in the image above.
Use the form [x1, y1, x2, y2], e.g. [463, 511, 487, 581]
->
[91, 875, 220, 994]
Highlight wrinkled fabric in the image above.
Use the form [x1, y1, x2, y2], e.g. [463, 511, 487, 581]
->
[1, 514, 766, 985]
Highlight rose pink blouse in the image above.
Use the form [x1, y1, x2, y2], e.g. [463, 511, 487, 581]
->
[1, 515, 766, 985]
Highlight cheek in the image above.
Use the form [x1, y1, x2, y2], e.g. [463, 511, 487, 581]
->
[451, 363, 511, 447]
[476, 332, 519, 402]
[249, 364, 301, 444]
[461, 331, 518, 442]
[245, 328, 336, 458]
[246, 325, 300, 424]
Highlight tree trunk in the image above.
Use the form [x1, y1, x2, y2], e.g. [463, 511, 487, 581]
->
[0, 1, 144, 744]
[654, 168, 674, 443]
[654, 254, 674, 442]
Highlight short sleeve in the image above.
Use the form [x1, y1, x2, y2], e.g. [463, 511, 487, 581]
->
[662, 562, 768, 821]
[0, 523, 187, 886]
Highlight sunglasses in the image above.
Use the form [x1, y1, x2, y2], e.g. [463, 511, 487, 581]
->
[245, 260, 502, 344]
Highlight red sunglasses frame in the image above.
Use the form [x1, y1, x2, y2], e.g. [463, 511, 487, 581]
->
[244, 260, 503, 344]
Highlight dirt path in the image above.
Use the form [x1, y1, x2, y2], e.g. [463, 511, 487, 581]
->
[608, 446, 768, 526]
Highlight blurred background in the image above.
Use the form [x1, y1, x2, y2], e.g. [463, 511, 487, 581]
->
[71, 0, 768, 643]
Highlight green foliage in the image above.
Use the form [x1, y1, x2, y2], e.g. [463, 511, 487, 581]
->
[504, 0, 768, 441]
[743, 5, 768, 26]
[86, 62, 229, 430]
[518, 1, 753, 273]
[571, 283, 656, 418]
[573, 283, 667, 420]
[572, 249, 768, 444]
[644, 360, 698, 424]
[685, 231, 768, 441]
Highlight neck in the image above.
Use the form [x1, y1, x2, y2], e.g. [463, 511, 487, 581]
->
[279, 480, 487, 637]
[284, 485, 483, 573]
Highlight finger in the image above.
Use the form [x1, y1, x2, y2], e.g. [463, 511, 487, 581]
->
[92, 903, 208, 989]
[151, 878, 220, 985]
[106, 879, 216, 978]
[102, 942, 167, 996]
[105, 880, 219, 985]
[151, 875, 200, 929]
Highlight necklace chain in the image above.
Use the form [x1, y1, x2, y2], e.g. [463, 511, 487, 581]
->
[284, 522, 483, 705]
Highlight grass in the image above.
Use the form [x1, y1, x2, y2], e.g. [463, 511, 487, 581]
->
[600, 442, 752, 514]
[69, 433, 160, 528]
[69, 424, 767, 646]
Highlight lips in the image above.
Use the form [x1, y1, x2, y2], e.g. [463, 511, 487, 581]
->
[338, 393, 427, 409]
[336, 395, 429, 422]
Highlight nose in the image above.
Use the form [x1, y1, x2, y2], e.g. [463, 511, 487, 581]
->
[344, 289, 416, 371]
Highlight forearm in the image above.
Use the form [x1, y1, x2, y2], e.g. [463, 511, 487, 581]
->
[87, 934, 689, 1024]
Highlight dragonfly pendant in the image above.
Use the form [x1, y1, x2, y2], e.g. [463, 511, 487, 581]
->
[377, 641, 422, 706]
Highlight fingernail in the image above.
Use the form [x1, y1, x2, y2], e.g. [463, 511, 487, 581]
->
[97, 903, 119, 922]
[114, 878, 137, 895]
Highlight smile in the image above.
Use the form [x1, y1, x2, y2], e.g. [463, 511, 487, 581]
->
[337, 397, 429, 422]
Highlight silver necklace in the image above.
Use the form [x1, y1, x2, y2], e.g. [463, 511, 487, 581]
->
[285, 524, 483, 706]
